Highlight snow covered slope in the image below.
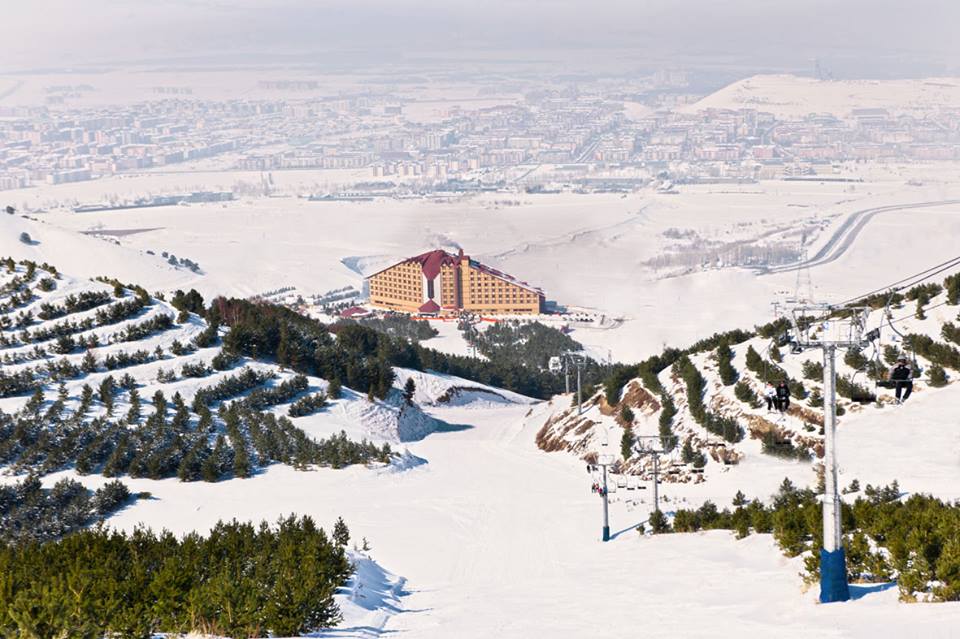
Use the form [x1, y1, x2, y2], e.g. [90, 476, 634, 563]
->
[680, 74, 960, 118]
[4, 257, 960, 636]
[535, 278, 960, 495]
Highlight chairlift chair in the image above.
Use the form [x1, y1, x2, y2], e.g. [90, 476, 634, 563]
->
[548, 356, 563, 374]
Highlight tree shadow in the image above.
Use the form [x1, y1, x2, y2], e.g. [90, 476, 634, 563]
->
[433, 420, 473, 433]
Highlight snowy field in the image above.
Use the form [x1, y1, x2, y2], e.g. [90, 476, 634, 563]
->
[6, 167, 960, 362]
[26, 391, 960, 638]
[5, 154, 960, 636]
[680, 74, 960, 118]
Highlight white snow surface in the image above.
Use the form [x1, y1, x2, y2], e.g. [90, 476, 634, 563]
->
[22, 394, 960, 638]
[681, 74, 960, 118]
[10, 171, 960, 363]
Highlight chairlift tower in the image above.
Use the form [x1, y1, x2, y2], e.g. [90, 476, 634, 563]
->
[549, 351, 588, 415]
[587, 453, 615, 541]
[787, 303, 869, 604]
[633, 434, 677, 515]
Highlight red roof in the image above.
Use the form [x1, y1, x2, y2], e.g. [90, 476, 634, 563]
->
[418, 299, 441, 313]
[366, 248, 544, 296]
[406, 249, 459, 279]
[340, 306, 370, 318]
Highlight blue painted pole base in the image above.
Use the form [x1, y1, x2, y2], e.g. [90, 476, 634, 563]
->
[602, 526, 610, 542]
[819, 548, 850, 603]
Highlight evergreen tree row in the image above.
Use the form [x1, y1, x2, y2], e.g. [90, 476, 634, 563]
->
[356, 313, 438, 342]
[0, 381, 391, 481]
[288, 391, 328, 417]
[672, 355, 745, 443]
[191, 366, 276, 411]
[461, 319, 583, 370]
[231, 374, 309, 411]
[209, 296, 573, 399]
[0, 475, 132, 544]
[37, 290, 112, 320]
[0, 515, 352, 638]
[662, 479, 960, 602]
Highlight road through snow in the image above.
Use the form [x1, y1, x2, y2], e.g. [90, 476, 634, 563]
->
[767, 199, 960, 275]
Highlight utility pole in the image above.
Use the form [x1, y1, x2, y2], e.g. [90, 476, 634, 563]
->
[787, 304, 866, 604]
[652, 453, 660, 512]
[633, 434, 673, 514]
[587, 454, 613, 542]
[577, 362, 582, 415]
[601, 458, 610, 541]
[599, 453, 612, 541]
[550, 351, 587, 415]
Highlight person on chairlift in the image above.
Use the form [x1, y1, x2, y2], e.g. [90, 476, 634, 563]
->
[889, 358, 913, 404]
[763, 382, 777, 412]
[775, 380, 791, 413]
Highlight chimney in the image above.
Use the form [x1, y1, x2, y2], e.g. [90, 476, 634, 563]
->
[454, 248, 465, 310]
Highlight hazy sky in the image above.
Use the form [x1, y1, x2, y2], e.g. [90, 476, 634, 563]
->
[2, 0, 958, 76]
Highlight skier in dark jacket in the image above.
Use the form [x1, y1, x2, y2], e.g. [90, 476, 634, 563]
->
[775, 381, 791, 413]
[889, 358, 913, 403]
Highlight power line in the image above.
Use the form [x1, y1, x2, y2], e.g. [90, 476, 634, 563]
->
[886, 300, 953, 327]
[835, 255, 960, 308]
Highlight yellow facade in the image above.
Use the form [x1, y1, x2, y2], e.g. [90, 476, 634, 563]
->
[368, 250, 544, 315]
[367, 260, 424, 311]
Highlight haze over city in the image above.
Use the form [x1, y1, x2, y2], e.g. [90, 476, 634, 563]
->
[3, 0, 959, 76]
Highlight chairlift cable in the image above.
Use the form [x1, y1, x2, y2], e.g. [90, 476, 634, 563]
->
[835, 255, 960, 308]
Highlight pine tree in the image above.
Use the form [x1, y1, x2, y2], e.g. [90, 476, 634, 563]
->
[648, 509, 670, 534]
[277, 323, 291, 369]
[947, 274, 960, 306]
[177, 449, 199, 482]
[403, 377, 416, 405]
[202, 436, 226, 482]
[81, 349, 97, 373]
[732, 490, 747, 507]
[928, 364, 949, 387]
[332, 517, 350, 547]
[26, 387, 44, 415]
[716, 342, 738, 386]
[127, 389, 141, 424]
[620, 425, 635, 460]
[99, 376, 115, 415]
[79, 385, 94, 412]
[327, 378, 342, 399]
[233, 441, 252, 478]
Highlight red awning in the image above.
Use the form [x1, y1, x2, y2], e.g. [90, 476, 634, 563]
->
[418, 299, 441, 313]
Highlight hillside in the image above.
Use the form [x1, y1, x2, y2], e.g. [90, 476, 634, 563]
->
[536, 272, 960, 494]
[0, 256, 540, 493]
[3, 253, 960, 635]
[678, 74, 960, 118]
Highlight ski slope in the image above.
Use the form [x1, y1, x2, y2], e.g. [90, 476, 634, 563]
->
[34, 392, 960, 638]
[2, 260, 960, 635]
